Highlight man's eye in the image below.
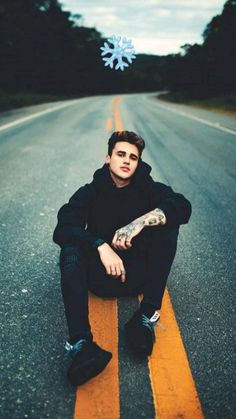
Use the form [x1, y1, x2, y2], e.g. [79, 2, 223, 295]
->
[131, 156, 138, 161]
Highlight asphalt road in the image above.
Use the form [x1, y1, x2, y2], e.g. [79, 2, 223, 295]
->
[0, 93, 236, 418]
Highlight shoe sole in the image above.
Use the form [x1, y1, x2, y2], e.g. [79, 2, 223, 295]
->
[124, 325, 153, 357]
[126, 340, 152, 356]
[68, 352, 112, 386]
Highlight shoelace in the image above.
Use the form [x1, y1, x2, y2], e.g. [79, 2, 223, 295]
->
[141, 314, 157, 339]
[141, 312, 165, 338]
[64, 338, 86, 360]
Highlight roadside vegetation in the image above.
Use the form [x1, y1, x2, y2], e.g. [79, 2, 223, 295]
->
[158, 0, 236, 112]
[158, 93, 236, 114]
[0, 91, 79, 112]
[0, 0, 235, 112]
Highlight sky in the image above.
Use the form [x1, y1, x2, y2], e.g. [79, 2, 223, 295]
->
[61, 0, 226, 55]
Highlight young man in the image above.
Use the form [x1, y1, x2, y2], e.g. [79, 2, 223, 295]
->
[53, 131, 191, 386]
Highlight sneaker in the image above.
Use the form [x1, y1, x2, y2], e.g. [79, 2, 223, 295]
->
[124, 309, 160, 356]
[65, 339, 112, 386]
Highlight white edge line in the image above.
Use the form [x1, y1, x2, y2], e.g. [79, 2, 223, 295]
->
[155, 101, 236, 136]
[0, 99, 80, 132]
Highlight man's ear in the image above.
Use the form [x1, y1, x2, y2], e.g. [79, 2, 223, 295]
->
[105, 154, 110, 164]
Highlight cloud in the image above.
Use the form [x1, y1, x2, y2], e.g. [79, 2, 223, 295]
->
[61, 0, 225, 54]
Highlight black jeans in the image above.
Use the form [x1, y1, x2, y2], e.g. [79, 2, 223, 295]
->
[59, 226, 179, 342]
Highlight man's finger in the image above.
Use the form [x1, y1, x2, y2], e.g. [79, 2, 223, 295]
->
[114, 236, 122, 249]
[119, 236, 128, 249]
[124, 237, 132, 249]
[121, 270, 126, 282]
[112, 236, 117, 248]
[110, 265, 117, 276]
[105, 265, 112, 275]
[119, 238, 132, 250]
[115, 265, 121, 277]
[120, 265, 126, 282]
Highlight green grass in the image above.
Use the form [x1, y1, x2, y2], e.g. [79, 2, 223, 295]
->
[158, 92, 236, 114]
[0, 91, 82, 112]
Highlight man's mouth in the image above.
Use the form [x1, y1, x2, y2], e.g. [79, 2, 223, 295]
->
[120, 167, 130, 172]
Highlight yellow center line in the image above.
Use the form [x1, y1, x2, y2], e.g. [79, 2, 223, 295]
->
[113, 97, 123, 130]
[74, 294, 119, 419]
[106, 117, 113, 132]
[149, 290, 204, 418]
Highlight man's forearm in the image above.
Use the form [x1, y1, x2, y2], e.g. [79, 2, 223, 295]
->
[118, 208, 166, 236]
[134, 208, 166, 228]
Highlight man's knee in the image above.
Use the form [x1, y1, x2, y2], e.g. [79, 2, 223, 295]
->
[145, 225, 179, 260]
[59, 244, 86, 273]
[143, 225, 179, 244]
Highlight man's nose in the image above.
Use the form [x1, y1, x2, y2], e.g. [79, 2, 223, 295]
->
[123, 157, 130, 164]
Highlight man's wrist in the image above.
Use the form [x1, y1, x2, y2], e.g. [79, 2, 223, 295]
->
[144, 209, 166, 226]
[159, 209, 167, 225]
[97, 242, 110, 253]
[93, 238, 106, 250]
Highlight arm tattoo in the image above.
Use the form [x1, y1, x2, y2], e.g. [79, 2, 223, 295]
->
[148, 217, 158, 225]
[117, 220, 144, 239]
[116, 208, 166, 240]
[140, 208, 166, 226]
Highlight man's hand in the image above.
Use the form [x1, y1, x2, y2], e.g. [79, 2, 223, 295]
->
[112, 220, 145, 250]
[112, 208, 166, 250]
[97, 243, 126, 282]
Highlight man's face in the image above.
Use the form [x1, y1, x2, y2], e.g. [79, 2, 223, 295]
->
[105, 141, 139, 181]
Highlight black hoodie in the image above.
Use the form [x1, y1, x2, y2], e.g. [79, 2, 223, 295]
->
[53, 161, 192, 248]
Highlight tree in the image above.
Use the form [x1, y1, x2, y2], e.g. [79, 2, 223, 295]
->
[164, 0, 236, 97]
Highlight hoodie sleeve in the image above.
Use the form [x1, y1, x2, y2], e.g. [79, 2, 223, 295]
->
[53, 184, 100, 248]
[151, 182, 192, 226]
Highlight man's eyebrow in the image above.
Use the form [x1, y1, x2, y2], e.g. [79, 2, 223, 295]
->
[116, 150, 139, 158]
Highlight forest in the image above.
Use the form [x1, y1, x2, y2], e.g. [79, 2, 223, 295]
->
[0, 0, 235, 105]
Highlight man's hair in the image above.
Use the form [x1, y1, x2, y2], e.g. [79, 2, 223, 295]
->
[108, 131, 145, 157]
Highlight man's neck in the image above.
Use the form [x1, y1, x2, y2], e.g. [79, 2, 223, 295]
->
[109, 170, 131, 188]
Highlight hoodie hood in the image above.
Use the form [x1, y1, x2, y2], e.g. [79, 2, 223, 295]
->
[92, 160, 154, 192]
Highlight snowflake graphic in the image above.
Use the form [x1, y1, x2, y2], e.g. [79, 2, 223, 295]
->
[100, 35, 136, 71]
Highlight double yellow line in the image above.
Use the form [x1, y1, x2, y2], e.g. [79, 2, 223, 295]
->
[74, 96, 204, 419]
